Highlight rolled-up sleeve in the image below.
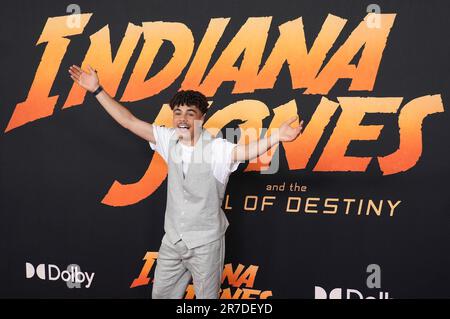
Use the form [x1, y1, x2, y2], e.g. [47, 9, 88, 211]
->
[149, 125, 176, 163]
[211, 138, 243, 184]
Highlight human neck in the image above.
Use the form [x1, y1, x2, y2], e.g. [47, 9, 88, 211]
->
[179, 128, 203, 146]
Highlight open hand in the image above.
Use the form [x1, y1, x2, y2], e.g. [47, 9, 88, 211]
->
[68, 65, 100, 93]
[278, 116, 303, 142]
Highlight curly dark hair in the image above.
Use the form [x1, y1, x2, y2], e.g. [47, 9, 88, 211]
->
[169, 90, 209, 115]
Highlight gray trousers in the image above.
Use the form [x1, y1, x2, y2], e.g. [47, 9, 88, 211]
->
[152, 235, 225, 299]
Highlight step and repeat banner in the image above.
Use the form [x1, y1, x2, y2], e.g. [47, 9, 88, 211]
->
[0, 0, 448, 298]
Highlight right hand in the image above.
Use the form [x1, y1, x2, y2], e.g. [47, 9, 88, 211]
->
[68, 64, 100, 93]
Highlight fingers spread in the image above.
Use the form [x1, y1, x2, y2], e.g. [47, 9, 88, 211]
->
[69, 66, 81, 77]
[69, 69, 79, 80]
[72, 65, 83, 73]
[69, 68, 80, 82]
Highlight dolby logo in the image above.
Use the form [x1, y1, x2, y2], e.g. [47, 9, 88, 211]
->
[314, 287, 391, 299]
[25, 262, 95, 288]
[314, 264, 392, 299]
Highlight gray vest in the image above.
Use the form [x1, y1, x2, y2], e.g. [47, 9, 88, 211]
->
[162, 128, 229, 249]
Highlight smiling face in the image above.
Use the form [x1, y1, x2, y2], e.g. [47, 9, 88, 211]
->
[172, 104, 206, 144]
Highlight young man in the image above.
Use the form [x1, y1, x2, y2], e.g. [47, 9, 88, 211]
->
[69, 64, 303, 299]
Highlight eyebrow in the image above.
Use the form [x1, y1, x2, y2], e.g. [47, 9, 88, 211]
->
[174, 107, 198, 113]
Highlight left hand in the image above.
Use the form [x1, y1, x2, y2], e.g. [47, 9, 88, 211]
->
[278, 116, 303, 142]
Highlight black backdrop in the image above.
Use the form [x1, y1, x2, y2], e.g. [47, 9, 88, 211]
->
[0, 0, 449, 298]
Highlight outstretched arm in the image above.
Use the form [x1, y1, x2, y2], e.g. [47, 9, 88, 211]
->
[231, 116, 303, 162]
[68, 64, 156, 144]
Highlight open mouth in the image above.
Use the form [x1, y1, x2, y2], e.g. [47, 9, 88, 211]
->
[177, 123, 190, 131]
